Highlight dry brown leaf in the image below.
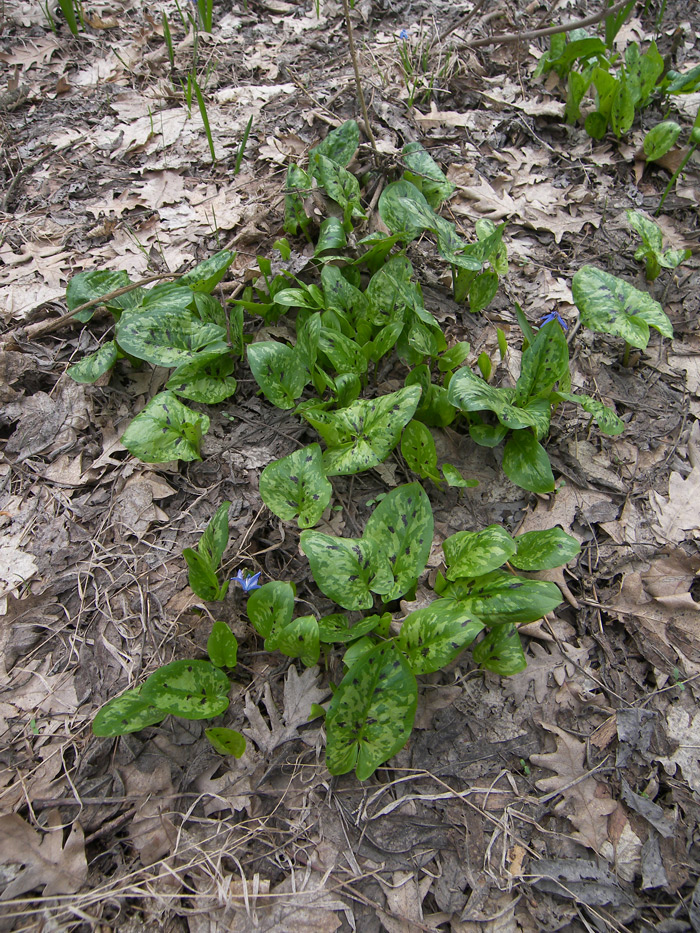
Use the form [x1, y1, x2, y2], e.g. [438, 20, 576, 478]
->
[121, 758, 177, 865]
[229, 870, 346, 933]
[244, 666, 329, 756]
[504, 641, 591, 705]
[377, 870, 432, 933]
[658, 706, 700, 793]
[531, 723, 617, 856]
[0, 810, 87, 899]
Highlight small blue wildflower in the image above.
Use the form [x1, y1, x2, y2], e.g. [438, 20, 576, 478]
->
[539, 311, 568, 331]
[231, 570, 262, 592]
[399, 28, 409, 40]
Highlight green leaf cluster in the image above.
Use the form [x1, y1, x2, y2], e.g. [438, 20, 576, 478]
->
[447, 316, 623, 493]
[93, 621, 245, 758]
[67, 251, 238, 462]
[625, 210, 691, 281]
[182, 501, 231, 601]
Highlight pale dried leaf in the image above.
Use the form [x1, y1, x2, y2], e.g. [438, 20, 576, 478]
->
[0, 810, 87, 899]
[230, 870, 346, 933]
[531, 723, 617, 855]
[658, 707, 700, 793]
[244, 666, 329, 756]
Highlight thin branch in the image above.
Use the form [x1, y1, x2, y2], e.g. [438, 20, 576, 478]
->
[456, 0, 631, 49]
[340, 0, 379, 159]
[11, 274, 173, 344]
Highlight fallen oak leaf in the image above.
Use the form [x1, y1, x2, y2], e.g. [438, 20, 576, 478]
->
[0, 810, 87, 900]
[531, 723, 617, 857]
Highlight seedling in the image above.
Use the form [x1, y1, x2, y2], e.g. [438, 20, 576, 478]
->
[626, 210, 691, 281]
[183, 501, 232, 601]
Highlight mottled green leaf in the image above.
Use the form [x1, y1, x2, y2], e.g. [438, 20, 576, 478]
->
[246, 581, 295, 640]
[502, 430, 555, 493]
[515, 320, 570, 403]
[121, 391, 209, 463]
[472, 623, 526, 676]
[442, 463, 478, 488]
[300, 532, 376, 610]
[364, 482, 434, 601]
[166, 351, 237, 403]
[180, 249, 235, 293]
[556, 391, 624, 435]
[67, 269, 132, 322]
[366, 254, 415, 326]
[378, 179, 438, 241]
[318, 328, 368, 376]
[326, 641, 418, 780]
[116, 309, 227, 368]
[315, 216, 347, 256]
[443, 525, 516, 580]
[207, 621, 239, 668]
[272, 614, 320, 666]
[398, 599, 484, 675]
[572, 266, 673, 349]
[310, 119, 359, 167]
[247, 341, 309, 409]
[512, 528, 580, 571]
[197, 501, 230, 571]
[402, 141, 455, 208]
[68, 341, 119, 383]
[469, 271, 499, 313]
[259, 444, 332, 529]
[184, 548, 222, 601]
[307, 386, 421, 476]
[443, 571, 563, 625]
[92, 688, 166, 736]
[447, 367, 546, 432]
[401, 420, 441, 482]
[311, 153, 365, 225]
[438, 342, 471, 373]
[318, 612, 385, 644]
[141, 660, 230, 719]
[643, 121, 681, 160]
[205, 727, 246, 757]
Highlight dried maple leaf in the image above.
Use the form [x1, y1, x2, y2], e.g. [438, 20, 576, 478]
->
[243, 666, 329, 756]
[531, 723, 617, 856]
[658, 706, 700, 793]
[0, 810, 87, 899]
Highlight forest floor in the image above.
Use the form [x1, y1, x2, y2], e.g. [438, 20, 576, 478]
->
[1, 0, 700, 930]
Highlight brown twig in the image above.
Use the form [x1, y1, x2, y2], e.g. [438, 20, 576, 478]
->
[12, 273, 174, 344]
[340, 0, 379, 160]
[456, 0, 631, 49]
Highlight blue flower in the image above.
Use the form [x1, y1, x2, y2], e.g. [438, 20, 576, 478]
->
[231, 570, 262, 592]
[539, 311, 568, 331]
[399, 28, 409, 39]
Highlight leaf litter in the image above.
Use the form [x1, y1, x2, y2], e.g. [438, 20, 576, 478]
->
[0, 0, 699, 929]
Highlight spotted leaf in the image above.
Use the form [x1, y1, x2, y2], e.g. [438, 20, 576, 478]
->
[443, 525, 516, 580]
[259, 444, 332, 529]
[398, 599, 484, 675]
[472, 623, 527, 676]
[306, 385, 421, 476]
[247, 341, 309, 410]
[140, 660, 230, 720]
[116, 309, 227, 368]
[572, 266, 673, 349]
[246, 581, 295, 640]
[271, 614, 320, 667]
[326, 641, 418, 780]
[121, 391, 209, 462]
[363, 482, 433, 601]
[92, 687, 166, 736]
[512, 527, 580, 571]
[300, 532, 376, 610]
[442, 571, 563, 625]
